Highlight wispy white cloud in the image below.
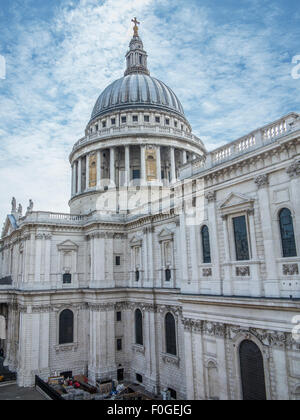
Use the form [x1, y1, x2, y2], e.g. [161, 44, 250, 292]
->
[0, 0, 299, 223]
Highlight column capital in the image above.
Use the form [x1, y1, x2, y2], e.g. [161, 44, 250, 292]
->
[254, 173, 269, 189]
[205, 190, 216, 202]
[286, 160, 300, 178]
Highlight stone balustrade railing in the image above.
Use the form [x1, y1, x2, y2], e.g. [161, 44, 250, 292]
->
[180, 113, 300, 179]
[19, 212, 88, 225]
[72, 124, 205, 152]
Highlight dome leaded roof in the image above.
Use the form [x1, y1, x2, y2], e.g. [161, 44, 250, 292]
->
[91, 74, 185, 121]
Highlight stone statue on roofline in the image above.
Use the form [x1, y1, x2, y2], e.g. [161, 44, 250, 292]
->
[27, 199, 34, 213]
[11, 197, 16, 214]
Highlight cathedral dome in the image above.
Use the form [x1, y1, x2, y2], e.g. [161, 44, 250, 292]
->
[91, 74, 185, 121]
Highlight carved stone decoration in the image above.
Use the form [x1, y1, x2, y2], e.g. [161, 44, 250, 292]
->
[254, 174, 269, 188]
[161, 353, 180, 367]
[236, 266, 250, 276]
[283, 264, 299, 276]
[286, 160, 300, 178]
[88, 303, 115, 312]
[205, 191, 216, 202]
[55, 343, 78, 353]
[203, 321, 227, 338]
[229, 326, 296, 350]
[132, 344, 145, 355]
[203, 268, 212, 277]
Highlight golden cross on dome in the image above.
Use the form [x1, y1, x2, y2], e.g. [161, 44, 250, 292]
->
[132, 17, 140, 36]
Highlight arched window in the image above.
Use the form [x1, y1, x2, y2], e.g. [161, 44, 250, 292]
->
[135, 309, 143, 346]
[59, 310, 74, 345]
[279, 208, 297, 257]
[201, 225, 211, 263]
[165, 313, 177, 356]
[239, 340, 266, 400]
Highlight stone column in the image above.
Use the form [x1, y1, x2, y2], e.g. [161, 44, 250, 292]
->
[34, 234, 43, 284]
[170, 147, 176, 183]
[77, 158, 82, 194]
[215, 333, 229, 400]
[140, 145, 146, 185]
[147, 227, 154, 286]
[189, 225, 199, 293]
[97, 150, 101, 188]
[44, 234, 52, 286]
[272, 346, 289, 400]
[110, 147, 115, 186]
[71, 164, 76, 196]
[143, 229, 148, 285]
[182, 150, 187, 165]
[222, 215, 232, 296]
[179, 213, 189, 288]
[86, 154, 90, 191]
[205, 191, 221, 294]
[183, 323, 195, 399]
[247, 209, 261, 296]
[287, 161, 300, 248]
[255, 174, 279, 297]
[125, 145, 130, 186]
[156, 146, 161, 183]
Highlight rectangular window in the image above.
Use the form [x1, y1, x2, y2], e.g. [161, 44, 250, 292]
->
[155, 116, 160, 123]
[116, 256, 121, 266]
[63, 273, 72, 284]
[111, 118, 116, 125]
[102, 121, 106, 128]
[144, 115, 150, 123]
[95, 124, 98, 131]
[174, 121, 178, 127]
[117, 339, 122, 351]
[233, 216, 250, 261]
[132, 169, 140, 180]
[133, 115, 138, 122]
[116, 311, 122, 322]
[165, 118, 170, 125]
[121, 116, 127, 124]
[136, 374, 143, 383]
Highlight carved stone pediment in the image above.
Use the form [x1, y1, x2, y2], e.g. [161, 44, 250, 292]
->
[158, 227, 174, 242]
[57, 240, 79, 251]
[219, 192, 254, 216]
[129, 234, 143, 246]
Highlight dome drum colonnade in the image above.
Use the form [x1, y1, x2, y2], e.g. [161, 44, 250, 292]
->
[69, 21, 206, 204]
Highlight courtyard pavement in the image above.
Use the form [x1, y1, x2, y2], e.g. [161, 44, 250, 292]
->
[0, 384, 46, 400]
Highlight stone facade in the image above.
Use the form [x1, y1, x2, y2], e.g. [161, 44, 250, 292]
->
[0, 28, 300, 400]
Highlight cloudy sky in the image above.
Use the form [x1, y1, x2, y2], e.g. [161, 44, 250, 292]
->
[0, 0, 299, 223]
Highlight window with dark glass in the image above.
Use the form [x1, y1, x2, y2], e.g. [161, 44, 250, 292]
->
[116, 311, 122, 322]
[174, 121, 178, 127]
[144, 115, 150, 123]
[121, 116, 126, 124]
[132, 169, 140, 180]
[165, 268, 171, 282]
[133, 115, 138, 122]
[135, 309, 143, 346]
[59, 309, 74, 345]
[279, 208, 297, 257]
[95, 124, 98, 131]
[155, 116, 160, 123]
[165, 313, 177, 356]
[63, 273, 72, 284]
[135, 270, 140, 282]
[233, 216, 250, 261]
[201, 225, 211, 263]
[116, 256, 121, 266]
[165, 118, 170, 125]
[102, 120, 106, 128]
[117, 339, 122, 351]
[111, 118, 116, 125]
[136, 373, 143, 383]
